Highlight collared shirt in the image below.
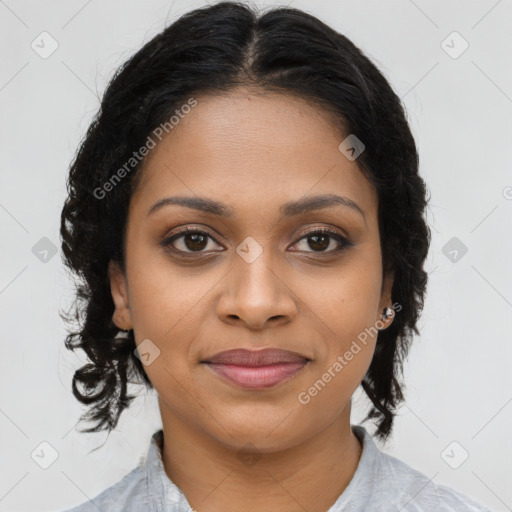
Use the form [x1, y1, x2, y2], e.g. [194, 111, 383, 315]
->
[62, 424, 492, 511]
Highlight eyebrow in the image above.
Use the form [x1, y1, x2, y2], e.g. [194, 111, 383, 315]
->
[147, 193, 366, 221]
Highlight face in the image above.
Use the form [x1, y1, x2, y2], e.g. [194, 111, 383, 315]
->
[109, 87, 394, 452]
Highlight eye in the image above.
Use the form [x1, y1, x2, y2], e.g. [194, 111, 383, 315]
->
[290, 228, 352, 254]
[160, 227, 224, 255]
[160, 226, 352, 257]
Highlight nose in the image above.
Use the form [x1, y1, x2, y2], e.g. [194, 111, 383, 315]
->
[216, 251, 298, 330]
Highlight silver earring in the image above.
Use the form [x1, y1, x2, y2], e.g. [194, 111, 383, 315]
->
[382, 306, 393, 321]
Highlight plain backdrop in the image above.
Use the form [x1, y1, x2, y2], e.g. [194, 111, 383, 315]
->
[1, 0, 511, 511]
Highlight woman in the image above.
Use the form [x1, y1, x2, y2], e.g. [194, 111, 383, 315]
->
[59, 2, 491, 510]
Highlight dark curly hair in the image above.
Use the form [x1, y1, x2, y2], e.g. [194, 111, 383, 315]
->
[60, 0, 430, 442]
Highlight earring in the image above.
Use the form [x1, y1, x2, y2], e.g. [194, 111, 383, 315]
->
[115, 328, 131, 340]
[381, 306, 394, 321]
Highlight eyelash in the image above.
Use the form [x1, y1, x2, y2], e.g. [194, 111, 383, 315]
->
[160, 226, 353, 257]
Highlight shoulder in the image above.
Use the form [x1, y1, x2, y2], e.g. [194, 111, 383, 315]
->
[375, 447, 492, 511]
[60, 464, 148, 512]
[343, 426, 492, 511]
[434, 481, 493, 511]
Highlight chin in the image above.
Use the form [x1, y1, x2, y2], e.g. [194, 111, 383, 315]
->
[207, 408, 315, 454]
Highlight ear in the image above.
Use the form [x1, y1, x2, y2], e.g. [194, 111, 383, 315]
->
[108, 260, 133, 330]
[377, 269, 395, 327]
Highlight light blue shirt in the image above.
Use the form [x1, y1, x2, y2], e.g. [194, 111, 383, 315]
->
[62, 424, 492, 511]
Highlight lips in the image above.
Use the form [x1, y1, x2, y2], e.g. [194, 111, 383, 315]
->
[204, 348, 309, 366]
[202, 348, 310, 389]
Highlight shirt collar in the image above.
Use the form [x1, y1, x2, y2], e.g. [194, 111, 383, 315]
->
[328, 424, 379, 510]
[145, 429, 193, 511]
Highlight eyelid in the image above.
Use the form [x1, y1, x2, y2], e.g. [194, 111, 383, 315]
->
[164, 225, 219, 240]
[293, 223, 349, 241]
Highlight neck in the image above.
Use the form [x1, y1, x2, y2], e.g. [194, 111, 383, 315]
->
[159, 401, 362, 512]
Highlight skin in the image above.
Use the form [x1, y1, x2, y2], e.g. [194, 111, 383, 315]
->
[109, 87, 394, 512]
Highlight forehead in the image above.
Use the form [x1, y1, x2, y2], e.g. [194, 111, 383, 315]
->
[130, 88, 377, 220]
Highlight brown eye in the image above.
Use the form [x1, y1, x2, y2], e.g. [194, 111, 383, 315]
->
[161, 227, 224, 254]
[180, 232, 208, 251]
[291, 229, 352, 254]
[306, 233, 330, 251]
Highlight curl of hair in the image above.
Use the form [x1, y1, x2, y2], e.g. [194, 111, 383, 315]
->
[60, 1, 430, 441]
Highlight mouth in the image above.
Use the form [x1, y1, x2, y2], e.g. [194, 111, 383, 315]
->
[201, 348, 310, 390]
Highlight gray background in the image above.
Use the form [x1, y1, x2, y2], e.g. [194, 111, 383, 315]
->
[1, 0, 511, 510]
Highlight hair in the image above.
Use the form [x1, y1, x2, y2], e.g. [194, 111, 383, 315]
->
[60, 0, 430, 442]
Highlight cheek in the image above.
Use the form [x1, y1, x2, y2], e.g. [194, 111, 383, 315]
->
[124, 248, 220, 376]
[299, 257, 383, 342]
[125, 245, 205, 334]
[295, 255, 382, 398]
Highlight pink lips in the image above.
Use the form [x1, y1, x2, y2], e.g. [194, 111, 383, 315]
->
[203, 348, 309, 389]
